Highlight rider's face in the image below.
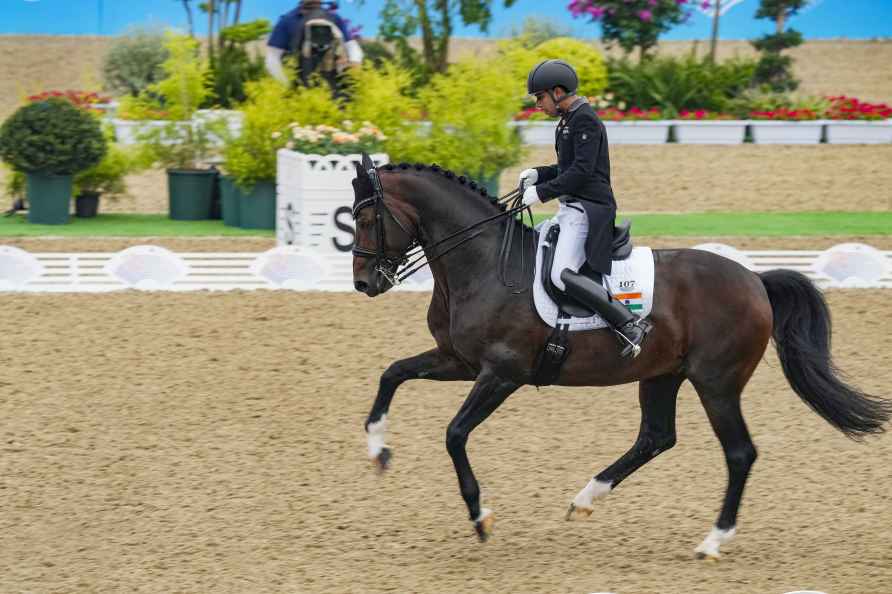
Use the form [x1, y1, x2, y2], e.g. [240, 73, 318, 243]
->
[535, 89, 562, 117]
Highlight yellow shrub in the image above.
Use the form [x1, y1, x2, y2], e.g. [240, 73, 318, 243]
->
[500, 37, 608, 99]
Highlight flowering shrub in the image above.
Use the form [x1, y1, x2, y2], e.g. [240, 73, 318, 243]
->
[27, 90, 112, 114]
[824, 96, 892, 121]
[513, 107, 554, 121]
[568, 0, 693, 57]
[749, 108, 820, 121]
[282, 122, 387, 155]
[597, 107, 663, 121]
[677, 110, 736, 121]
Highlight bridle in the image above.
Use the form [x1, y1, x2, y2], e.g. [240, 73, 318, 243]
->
[350, 156, 419, 287]
[351, 155, 533, 290]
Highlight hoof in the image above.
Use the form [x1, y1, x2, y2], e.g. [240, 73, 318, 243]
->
[565, 503, 593, 521]
[474, 509, 495, 542]
[695, 551, 721, 562]
[372, 447, 392, 473]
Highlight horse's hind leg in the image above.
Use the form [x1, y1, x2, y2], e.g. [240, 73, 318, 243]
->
[690, 376, 758, 560]
[365, 348, 474, 471]
[567, 373, 683, 520]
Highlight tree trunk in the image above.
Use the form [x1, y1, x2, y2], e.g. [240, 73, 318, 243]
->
[219, 0, 228, 50]
[776, 10, 786, 34]
[434, 0, 451, 73]
[709, 0, 721, 63]
[234, 0, 242, 26]
[182, 0, 194, 37]
[415, 0, 436, 73]
[207, 0, 215, 63]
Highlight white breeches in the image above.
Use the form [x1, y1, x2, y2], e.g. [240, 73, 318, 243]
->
[550, 202, 589, 291]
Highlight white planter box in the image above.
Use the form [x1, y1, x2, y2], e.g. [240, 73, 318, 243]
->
[276, 150, 389, 251]
[194, 109, 245, 142]
[824, 120, 892, 144]
[510, 120, 557, 145]
[604, 121, 670, 144]
[110, 118, 191, 145]
[750, 120, 824, 144]
[672, 120, 747, 144]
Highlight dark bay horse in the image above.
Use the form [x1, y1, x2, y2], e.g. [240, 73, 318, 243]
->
[350, 160, 890, 558]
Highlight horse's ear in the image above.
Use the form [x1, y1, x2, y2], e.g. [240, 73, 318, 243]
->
[360, 152, 374, 172]
[353, 160, 366, 180]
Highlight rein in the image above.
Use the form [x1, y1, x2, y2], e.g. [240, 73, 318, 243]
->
[351, 158, 533, 289]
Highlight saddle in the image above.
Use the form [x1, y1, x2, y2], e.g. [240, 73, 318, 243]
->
[540, 220, 633, 319]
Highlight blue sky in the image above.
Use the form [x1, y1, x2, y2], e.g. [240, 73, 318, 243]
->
[3, 0, 891, 39]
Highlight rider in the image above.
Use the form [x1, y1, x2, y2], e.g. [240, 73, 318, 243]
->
[519, 59, 651, 358]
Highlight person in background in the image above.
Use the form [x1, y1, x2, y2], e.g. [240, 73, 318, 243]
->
[265, 0, 363, 96]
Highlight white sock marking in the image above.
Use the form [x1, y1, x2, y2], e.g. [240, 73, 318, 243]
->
[573, 478, 613, 509]
[366, 414, 388, 458]
[474, 507, 493, 524]
[695, 525, 736, 558]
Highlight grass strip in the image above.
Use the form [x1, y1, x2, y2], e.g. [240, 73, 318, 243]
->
[532, 211, 892, 236]
[0, 211, 889, 238]
[0, 213, 275, 237]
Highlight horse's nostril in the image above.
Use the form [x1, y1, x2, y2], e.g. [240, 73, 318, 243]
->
[355, 280, 368, 292]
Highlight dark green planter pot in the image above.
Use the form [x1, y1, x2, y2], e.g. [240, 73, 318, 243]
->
[219, 176, 242, 228]
[167, 169, 217, 221]
[239, 181, 276, 230]
[75, 192, 101, 218]
[25, 172, 72, 225]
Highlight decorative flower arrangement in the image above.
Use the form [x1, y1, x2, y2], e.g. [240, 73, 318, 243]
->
[597, 107, 663, 121]
[27, 90, 112, 114]
[513, 107, 554, 122]
[281, 121, 387, 155]
[749, 108, 820, 121]
[677, 110, 736, 121]
[823, 96, 892, 121]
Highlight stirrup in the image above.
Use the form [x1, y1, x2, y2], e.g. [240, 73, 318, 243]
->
[614, 319, 652, 359]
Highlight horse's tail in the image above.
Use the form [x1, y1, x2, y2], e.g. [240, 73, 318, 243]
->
[760, 269, 891, 439]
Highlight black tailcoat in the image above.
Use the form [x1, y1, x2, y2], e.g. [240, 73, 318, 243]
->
[535, 100, 616, 275]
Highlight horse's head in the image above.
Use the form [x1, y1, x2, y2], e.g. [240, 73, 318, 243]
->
[351, 155, 418, 297]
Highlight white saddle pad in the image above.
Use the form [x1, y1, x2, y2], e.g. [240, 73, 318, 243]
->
[533, 220, 655, 331]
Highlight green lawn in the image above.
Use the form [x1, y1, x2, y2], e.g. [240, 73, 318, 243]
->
[0, 211, 889, 238]
[534, 211, 892, 236]
[0, 213, 275, 237]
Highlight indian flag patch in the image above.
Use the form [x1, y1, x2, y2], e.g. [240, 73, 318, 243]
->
[615, 292, 643, 311]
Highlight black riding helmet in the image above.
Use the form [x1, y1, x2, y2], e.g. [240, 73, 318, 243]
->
[527, 60, 578, 112]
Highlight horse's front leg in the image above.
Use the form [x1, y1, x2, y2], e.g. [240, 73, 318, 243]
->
[366, 348, 474, 471]
[445, 370, 520, 542]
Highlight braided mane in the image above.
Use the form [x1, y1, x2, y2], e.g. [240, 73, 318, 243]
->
[379, 162, 508, 212]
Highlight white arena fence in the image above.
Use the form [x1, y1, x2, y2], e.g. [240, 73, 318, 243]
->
[0, 243, 890, 293]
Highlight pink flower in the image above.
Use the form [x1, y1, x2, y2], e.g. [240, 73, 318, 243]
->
[638, 9, 653, 21]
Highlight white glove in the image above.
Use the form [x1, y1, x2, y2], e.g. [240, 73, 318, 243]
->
[518, 168, 538, 191]
[522, 185, 541, 207]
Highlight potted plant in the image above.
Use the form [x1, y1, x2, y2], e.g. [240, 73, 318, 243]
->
[598, 106, 671, 144]
[823, 96, 892, 144]
[673, 110, 747, 144]
[0, 98, 106, 224]
[748, 107, 824, 144]
[73, 139, 141, 217]
[140, 121, 218, 220]
[741, 93, 827, 144]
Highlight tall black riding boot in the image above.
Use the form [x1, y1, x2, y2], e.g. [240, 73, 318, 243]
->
[560, 269, 652, 358]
